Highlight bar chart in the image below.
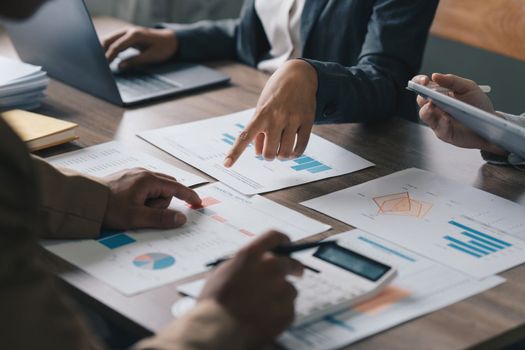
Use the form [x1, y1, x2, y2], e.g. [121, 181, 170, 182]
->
[139, 108, 374, 194]
[98, 232, 136, 249]
[221, 133, 236, 146]
[255, 154, 333, 174]
[301, 168, 525, 278]
[444, 220, 513, 258]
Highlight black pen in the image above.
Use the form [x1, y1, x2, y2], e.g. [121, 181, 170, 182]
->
[205, 240, 337, 273]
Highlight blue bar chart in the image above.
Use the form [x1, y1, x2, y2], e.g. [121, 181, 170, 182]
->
[255, 154, 333, 174]
[444, 220, 513, 258]
[222, 133, 235, 146]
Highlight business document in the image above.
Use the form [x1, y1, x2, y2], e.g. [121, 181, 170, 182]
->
[302, 168, 525, 279]
[44, 183, 330, 295]
[177, 230, 504, 350]
[138, 109, 374, 195]
[47, 141, 207, 187]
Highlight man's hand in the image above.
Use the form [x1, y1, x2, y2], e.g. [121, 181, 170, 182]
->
[199, 231, 304, 346]
[224, 59, 318, 167]
[413, 73, 507, 156]
[102, 168, 201, 230]
[102, 27, 178, 70]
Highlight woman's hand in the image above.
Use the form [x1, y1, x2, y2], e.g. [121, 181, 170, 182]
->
[414, 73, 507, 156]
[224, 59, 318, 167]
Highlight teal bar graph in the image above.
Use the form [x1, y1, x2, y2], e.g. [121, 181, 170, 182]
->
[445, 220, 512, 258]
[444, 236, 489, 255]
[292, 161, 323, 171]
[308, 164, 332, 173]
[294, 156, 315, 164]
[98, 233, 136, 250]
[222, 133, 235, 141]
[449, 220, 512, 247]
[254, 152, 333, 174]
[448, 243, 481, 258]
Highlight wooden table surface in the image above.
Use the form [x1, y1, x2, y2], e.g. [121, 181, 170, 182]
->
[2, 17, 525, 350]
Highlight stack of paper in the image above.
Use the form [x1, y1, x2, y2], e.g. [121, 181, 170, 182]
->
[0, 56, 49, 111]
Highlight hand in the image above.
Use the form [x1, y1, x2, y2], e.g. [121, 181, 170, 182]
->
[199, 231, 304, 346]
[224, 59, 318, 167]
[413, 73, 507, 155]
[102, 168, 201, 230]
[102, 27, 178, 70]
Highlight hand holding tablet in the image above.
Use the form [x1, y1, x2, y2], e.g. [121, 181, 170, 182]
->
[409, 74, 525, 158]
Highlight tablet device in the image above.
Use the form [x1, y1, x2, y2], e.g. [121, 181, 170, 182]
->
[407, 80, 525, 158]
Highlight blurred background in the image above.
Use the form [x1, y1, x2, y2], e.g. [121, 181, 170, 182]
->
[84, 0, 525, 115]
[86, 0, 243, 25]
[2, 0, 522, 115]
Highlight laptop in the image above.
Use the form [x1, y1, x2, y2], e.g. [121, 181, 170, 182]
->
[2, 0, 230, 106]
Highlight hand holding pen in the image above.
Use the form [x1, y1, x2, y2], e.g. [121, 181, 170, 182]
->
[206, 240, 337, 273]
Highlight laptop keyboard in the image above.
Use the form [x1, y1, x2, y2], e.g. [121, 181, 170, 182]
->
[115, 72, 180, 99]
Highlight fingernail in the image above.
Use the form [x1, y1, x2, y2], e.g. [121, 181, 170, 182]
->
[223, 157, 233, 168]
[174, 213, 186, 226]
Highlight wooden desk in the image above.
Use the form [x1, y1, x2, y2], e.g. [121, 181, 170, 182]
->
[2, 17, 525, 350]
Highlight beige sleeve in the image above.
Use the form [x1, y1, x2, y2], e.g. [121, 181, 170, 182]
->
[32, 156, 110, 239]
[0, 120, 105, 350]
[133, 300, 247, 350]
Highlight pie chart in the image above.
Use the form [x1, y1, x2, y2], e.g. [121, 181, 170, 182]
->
[133, 253, 175, 270]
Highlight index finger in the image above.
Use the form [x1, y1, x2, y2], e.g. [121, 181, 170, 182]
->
[412, 75, 430, 85]
[147, 176, 202, 207]
[432, 73, 478, 95]
[106, 32, 142, 62]
[242, 230, 291, 257]
[223, 118, 263, 168]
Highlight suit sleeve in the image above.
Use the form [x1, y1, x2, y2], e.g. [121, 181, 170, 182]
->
[304, 0, 439, 123]
[32, 156, 110, 239]
[160, 19, 240, 62]
[133, 300, 246, 350]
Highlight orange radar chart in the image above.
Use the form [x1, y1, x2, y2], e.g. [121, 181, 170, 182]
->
[373, 192, 432, 219]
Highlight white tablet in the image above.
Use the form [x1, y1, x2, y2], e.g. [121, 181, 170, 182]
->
[407, 80, 525, 158]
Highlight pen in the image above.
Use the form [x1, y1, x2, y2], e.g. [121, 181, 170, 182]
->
[205, 240, 337, 273]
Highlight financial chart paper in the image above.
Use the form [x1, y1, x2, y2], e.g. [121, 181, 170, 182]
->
[138, 108, 374, 195]
[44, 183, 330, 295]
[302, 168, 525, 279]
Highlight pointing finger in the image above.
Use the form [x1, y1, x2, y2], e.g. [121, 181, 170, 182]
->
[224, 118, 263, 168]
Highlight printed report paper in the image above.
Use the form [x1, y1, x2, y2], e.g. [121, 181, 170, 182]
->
[177, 230, 504, 350]
[302, 168, 525, 279]
[138, 108, 374, 195]
[47, 141, 207, 187]
[44, 183, 331, 295]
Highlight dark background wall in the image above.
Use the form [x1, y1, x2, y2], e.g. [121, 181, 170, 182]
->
[421, 35, 525, 115]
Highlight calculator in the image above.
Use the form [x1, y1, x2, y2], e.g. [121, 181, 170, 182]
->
[290, 242, 397, 326]
[174, 242, 397, 327]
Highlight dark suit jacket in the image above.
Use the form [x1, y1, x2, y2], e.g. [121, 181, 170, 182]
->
[162, 0, 439, 123]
